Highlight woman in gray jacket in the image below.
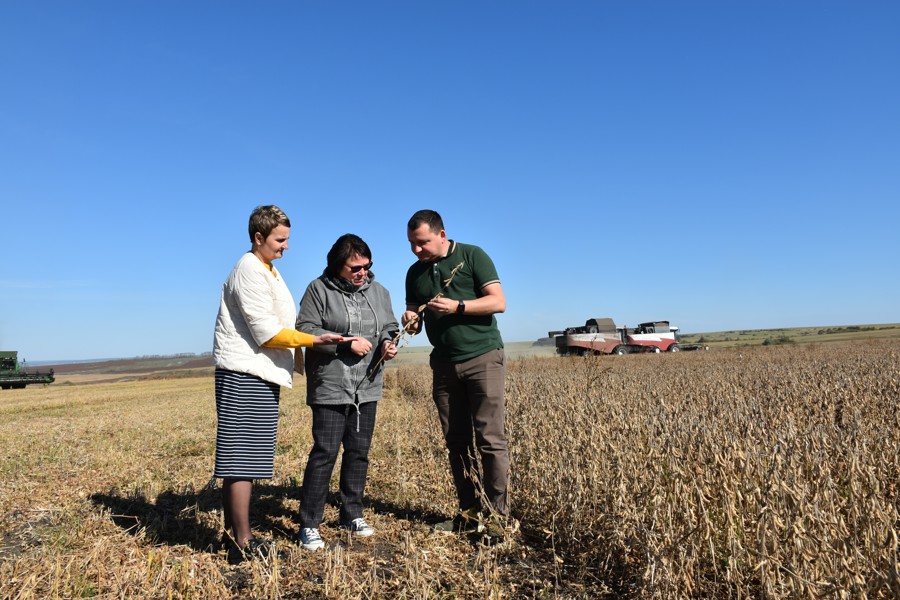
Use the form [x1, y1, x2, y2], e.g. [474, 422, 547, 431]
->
[295, 234, 399, 550]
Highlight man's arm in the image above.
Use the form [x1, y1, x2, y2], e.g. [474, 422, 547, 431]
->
[425, 282, 506, 317]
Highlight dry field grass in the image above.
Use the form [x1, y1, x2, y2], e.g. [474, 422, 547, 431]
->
[1, 340, 898, 599]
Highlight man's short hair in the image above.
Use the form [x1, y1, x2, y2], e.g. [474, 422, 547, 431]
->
[407, 209, 444, 233]
[326, 233, 372, 277]
[249, 205, 290, 242]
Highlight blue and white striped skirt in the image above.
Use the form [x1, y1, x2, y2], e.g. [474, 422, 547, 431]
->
[213, 368, 281, 480]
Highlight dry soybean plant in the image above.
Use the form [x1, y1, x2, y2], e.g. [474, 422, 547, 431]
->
[503, 342, 900, 598]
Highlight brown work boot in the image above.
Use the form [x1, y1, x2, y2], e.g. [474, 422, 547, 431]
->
[434, 507, 483, 534]
[481, 513, 520, 544]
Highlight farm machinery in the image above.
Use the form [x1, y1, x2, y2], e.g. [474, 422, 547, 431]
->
[550, 318, 682, 356]
[0, 351, 55, 389]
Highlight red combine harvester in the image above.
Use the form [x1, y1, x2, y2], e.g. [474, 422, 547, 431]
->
[550, 318, 681, 356]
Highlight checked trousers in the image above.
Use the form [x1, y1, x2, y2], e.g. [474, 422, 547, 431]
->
[299, 401, 377, 528]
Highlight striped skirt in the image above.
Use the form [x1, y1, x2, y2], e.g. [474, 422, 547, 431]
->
[213, 368, 281, 480]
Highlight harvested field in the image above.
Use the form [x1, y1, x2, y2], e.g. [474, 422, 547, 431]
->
[1, 341, 898, 598]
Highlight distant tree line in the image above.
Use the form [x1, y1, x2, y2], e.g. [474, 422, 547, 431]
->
[816, 326, 877, 335]
[762, 335, 794, 346]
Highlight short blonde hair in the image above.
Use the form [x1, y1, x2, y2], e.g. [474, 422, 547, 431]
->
[248, 205, 290, 242]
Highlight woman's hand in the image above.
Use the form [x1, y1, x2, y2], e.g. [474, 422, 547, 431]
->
[313, 333, 344, 346]
[347, 336, 372, 357]
[381, 340, 398, 361]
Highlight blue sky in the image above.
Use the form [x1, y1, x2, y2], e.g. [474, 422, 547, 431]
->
[2, 1, 898, 362]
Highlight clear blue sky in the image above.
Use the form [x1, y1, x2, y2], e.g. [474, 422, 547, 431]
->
[2, 1, 898, 362]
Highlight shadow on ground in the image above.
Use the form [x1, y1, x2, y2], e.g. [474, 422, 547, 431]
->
[90, 481, 223, 551]
[89, 483, 617, 596]
[90, 482, 450, 552]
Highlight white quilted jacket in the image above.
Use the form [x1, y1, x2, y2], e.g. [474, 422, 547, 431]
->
[213, 252, 297, 388]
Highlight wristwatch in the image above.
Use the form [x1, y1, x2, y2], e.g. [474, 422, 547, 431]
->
[456, 300, 466, 314]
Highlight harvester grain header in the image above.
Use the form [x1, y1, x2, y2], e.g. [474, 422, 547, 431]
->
[0, 351, 55, 389]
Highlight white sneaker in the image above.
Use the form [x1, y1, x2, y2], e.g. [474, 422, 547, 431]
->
[299, 527, 325, 551]
[342, 517, 374, 537]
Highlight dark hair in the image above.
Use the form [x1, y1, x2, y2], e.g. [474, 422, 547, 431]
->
[407, 209, 444, 233]
[248, 205, 290, 242]
[326, 234, 372, 276]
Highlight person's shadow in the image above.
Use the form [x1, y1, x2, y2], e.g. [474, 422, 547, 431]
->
[90, 480, 223, 552]
[90, 481, 449, 553]
[90, 480, 305, 552]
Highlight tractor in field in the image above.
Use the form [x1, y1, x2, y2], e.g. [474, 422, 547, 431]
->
[550, 318, 682, 356]
[0, 351, 55, 389]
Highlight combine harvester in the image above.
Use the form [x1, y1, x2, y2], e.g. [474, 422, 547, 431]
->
[0, 351, 55, 389]
[550, 318, 687, 356]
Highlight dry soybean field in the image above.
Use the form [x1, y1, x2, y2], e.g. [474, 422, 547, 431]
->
[1, 341, 898, 599]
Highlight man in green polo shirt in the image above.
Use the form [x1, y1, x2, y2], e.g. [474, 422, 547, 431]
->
[402, 209, 512, 539]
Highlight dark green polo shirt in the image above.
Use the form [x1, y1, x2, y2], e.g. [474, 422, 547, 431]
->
[405, 241, 504, 362]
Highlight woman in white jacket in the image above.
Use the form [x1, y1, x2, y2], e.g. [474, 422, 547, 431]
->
[212, 205, 342, 562]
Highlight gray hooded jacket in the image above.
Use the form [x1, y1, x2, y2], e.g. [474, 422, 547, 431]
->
[296, 272, 399, 407]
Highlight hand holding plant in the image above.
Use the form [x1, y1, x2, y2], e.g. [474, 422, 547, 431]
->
[368, 262, 465, 379]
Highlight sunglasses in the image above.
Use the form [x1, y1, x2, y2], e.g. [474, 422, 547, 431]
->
[348, 261, 373, 273]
